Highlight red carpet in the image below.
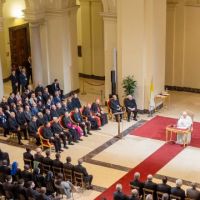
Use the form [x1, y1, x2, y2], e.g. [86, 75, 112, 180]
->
[95, 143, 183, 200]
[131, 115, 200, 148]
[95, 116, 200, 199]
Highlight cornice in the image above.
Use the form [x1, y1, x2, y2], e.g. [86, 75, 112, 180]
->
[100, 12, 117, 20]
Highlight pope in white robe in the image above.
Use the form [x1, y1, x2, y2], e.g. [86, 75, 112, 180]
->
[176, 111, 193, 144]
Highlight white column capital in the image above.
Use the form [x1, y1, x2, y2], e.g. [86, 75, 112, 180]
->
[24, 9, 45, 24]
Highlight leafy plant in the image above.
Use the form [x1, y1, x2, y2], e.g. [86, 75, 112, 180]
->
[122, 75, 137, 96]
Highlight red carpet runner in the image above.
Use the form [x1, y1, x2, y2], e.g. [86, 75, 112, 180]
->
[95, 143, 183, 200]
[95, 115, 200, 199]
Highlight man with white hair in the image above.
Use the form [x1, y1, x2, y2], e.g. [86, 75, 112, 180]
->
[124, 95, 138, 122]
[144, 174, 157, 199]
[130, 172, 144, 195]
[129, 189, 140, 200]
[171, 179, 185, 200]
[176, 111, 193, 144]
[113, 183, 128, 200]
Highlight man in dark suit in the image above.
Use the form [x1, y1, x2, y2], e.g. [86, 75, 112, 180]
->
[110, 95, 123, 122]
[19, 69, 28, 93]
[52, 153, 63, 168]
[171, 179, 185, 200]
[0, 160, 11, 182]
[44, 109, 52, 122]
[124, 95, 138, 121]
[42, 149, 53, 167]
[23, 147, 34, 167]
[51, 116, 72, 147]
[113, 183, 129, 200]
[74, 159, 93, 189]
[130, 172, 144, 196]
[2, 175, 15, 199]
[0, 107, 9, 137]
[63, 156, 74, 171]
[56, 102, 65, 116]
[16, 106, 28, 139]
[28, 116, 40, 145]
[26, 181, 40, 199]
[36, 112, 46, 127]
[186, 182, 200, 200]
[8, 112, 22, 144]
[157, 176, 171, 194]
[21, 165, 33, 186]
[35, 82, 44, 96]
[23, 56, 32, 85]
[42, 122, 63, 153]
[144, 174, 157, 199]
[71, 93, 82, 109]
[10, 70, 18, 94]
[34, 147, 44, 163]
[51, 79, 61, 96]
[24, 105, 32, 123]
[50, 105, 59, 118]
[73, 108, 91, 136]
[0, 149, 10, 165]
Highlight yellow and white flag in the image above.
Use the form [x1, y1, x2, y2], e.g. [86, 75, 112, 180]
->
[149, 79, 155, 111]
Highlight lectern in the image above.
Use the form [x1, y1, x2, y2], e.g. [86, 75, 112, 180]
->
[113, 111, 124, 139]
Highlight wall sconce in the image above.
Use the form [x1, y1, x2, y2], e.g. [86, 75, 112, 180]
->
[12, 7, 24, 19]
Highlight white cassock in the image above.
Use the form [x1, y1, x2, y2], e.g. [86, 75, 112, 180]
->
[176, 115, 193, 144]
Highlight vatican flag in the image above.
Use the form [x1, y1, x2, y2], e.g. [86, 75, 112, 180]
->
[149, 79, 155, 111]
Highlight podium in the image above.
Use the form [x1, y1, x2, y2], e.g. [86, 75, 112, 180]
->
[113, 111, 124, 139]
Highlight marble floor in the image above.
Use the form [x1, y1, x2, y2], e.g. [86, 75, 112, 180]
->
[2, 80, 200, 199]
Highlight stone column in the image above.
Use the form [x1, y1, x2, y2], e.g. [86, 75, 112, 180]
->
[29, 22, 44, 87]
[0, 0, 5, 98]
[68, 6, 80, 91]
[101, 12, 117, 99]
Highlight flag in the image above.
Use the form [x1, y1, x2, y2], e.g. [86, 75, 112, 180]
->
[149, 78, 155, 111]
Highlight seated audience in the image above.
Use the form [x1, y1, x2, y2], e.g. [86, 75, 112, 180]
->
[71, 93, 82, 109]
[23, 147, 34, 167]
[171, 179, 185, 200]
[0, 148, 10, 165]
[2, 175, 15, 199]
[129, 189, 140, 200]
[52, 153, 63, 169]
[186, 182, 200, 200]
[63, 156, 74, 171]
[42, 149, 53, 167]
[74, 159, 93, 189]
[144, 174, 157, 199]
[0, 160, 10, 182]
[21, 165, 33, 186]
[0, 107, 9, 137]
[26, 181, 40, 199]
[34, 147, 44, 163]
[124, 95, 138, 122]
[32, 167, 45, 188]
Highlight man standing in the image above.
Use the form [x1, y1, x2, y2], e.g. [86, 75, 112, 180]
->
[176, 111, 193, 145]
[124, 95, 138, 121]
[10, 70, 18, 94]
[110, 95, 122, 122]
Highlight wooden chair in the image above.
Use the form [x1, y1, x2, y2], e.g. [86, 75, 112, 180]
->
[42, 163, 51, 175]
[74, 171, 86, 189]
[52, 166, 63, 176]
[170, 194, 181, 200]
[38, 126, 54, 152]
[143, 188, 154, 200]
[63, 168, 73, 182]
[157, 191, 166, 200]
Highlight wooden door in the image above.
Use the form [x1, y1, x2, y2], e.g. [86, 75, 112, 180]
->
[9, 23, 31, 67]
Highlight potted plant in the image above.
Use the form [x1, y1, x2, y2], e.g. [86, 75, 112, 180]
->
[122, 75, 137, 96]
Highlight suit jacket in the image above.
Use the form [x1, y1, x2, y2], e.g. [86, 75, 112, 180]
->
[26, 188, 40, 199]
[0, 151, 10, 165]
[35, 86, 44, 95]
[19, 73, 27, 86]
[28, 121, 38, 134]
[130, 179, 144, 195]
[24, 111, 32, 123]
[42, 156, 53, 166]
[157, 183, 171, 194]
[91, 103, 101, 114]
[42, 127, 54, 139]
[124, 98, 137, 110]
[23, 152, 34, 162]
[2, 182, 15, 198]
[52, 159, 63, 168]
[171, 187, 185, 200]
[51, 122, 63, 134]
[63, 162, 74, 171]
[0, 165, 10, 175]
[34, 154, 44, 163]
[16, 112, 27, 126]
[44, 114, 52, 122]
[63, 116, 73, 128]
[10, 74, 18, 86]
[186, 188, 200, 200]
[36, 117, 46, 127]
[8, 117, 19, 131]
[73, 112, 83, 123]
[50, 109, 59, 118]
[21, 170, 33, 183]
[113, 191, 128, 200]
[51, 83, 60, 94]
[57, 107, 65, 116]
[74, 164, 88, 177]
[71, 97, 81, 109]
[110, 99, 121, 113]
[0, 114, 8, 129]
[144, 180, 157, 191]
[7, 97, 16, 105]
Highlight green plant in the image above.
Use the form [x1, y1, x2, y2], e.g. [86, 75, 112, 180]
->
[122, 75, 137, 96]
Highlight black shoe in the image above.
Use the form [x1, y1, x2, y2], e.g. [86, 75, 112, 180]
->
[64, 146, 69, 149]
[87, 132, 92, 135]
[133, 118, 138, 121]
[84, 134, 88, 137]
[74, 140, 79, 143]
[4, 135, 7, 137]
[97, 128, 101, 130]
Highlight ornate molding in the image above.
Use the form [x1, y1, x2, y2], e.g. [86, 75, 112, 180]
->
[100, 12, 117, 21]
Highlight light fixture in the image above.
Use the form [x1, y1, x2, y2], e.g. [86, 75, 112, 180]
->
[12, 6, 24, 19]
